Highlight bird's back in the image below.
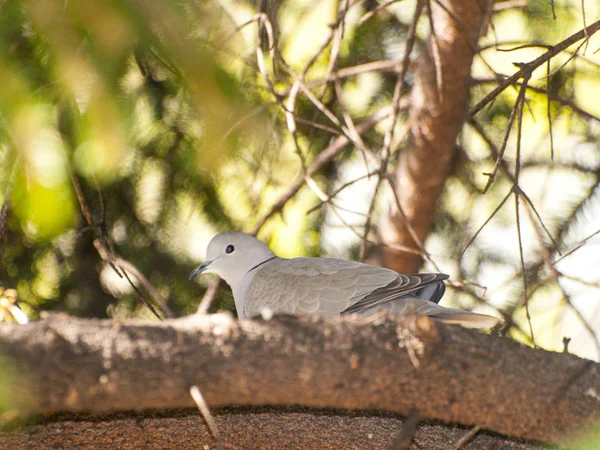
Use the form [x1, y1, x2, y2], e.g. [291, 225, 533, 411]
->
[240, 256, 448, 319]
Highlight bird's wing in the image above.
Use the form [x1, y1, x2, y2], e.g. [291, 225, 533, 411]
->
[242, 257, 447, 317]
[342, 272, 448, 313]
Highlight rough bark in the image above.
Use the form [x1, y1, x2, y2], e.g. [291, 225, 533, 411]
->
[0, 313, 598, 446]
[379, 0, 492, 272]
[0, 407, 547, 449]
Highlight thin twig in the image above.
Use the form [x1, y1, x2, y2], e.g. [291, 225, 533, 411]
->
[251, 106, 392, 235]
[513, 83, 536, 347]
[385, 174, 442, 272]
[553, 227, 600, 264]
[493, 0, 528, 12]
[67, 164, 172, 318]
[454, 426, 481, 449]
[92, 241, 170, 319]
[525, 207, 600, 359]
[358, 0, 406, 25]
[469, 119, 560, 253]
[481, 76, 529, 193]
[287, 60, 404, 93]
[518, 187, 560, 254]
[334, 78, 373, 169]
[190, 385, 224, 450]
[197, 279, 221, 314]
[459, 189, 512, 260]
[581, 0, 589, 54]
[545, 61, 555, 160]
[390, 408, 420, 450]
[306, 169, 381, 215]
[120, 266, 162, 320]
[359, 177, 384, 261]
[469, 19, 600, 118]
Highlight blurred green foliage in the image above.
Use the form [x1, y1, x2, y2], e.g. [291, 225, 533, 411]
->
[0, 0, 257, 317]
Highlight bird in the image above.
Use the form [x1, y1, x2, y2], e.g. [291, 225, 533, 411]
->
[190, 232, 501, 328]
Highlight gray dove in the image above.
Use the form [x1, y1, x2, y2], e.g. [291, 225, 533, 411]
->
[190, 232, 501, 328]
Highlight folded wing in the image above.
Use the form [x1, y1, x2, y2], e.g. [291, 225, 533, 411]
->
[244, 257, 444, 315]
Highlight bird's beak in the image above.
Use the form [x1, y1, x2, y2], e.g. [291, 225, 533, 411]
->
[189, 260, 213, 280]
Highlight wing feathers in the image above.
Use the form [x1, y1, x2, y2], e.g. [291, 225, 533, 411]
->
[342, 273, 449, 314]
[242, 257, 498, 329]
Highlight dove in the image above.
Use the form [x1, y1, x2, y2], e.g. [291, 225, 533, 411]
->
[190, 232, 501, 328]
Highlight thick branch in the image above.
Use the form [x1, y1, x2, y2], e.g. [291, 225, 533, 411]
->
[379, 0, 492, 272]
[0, 407, 545, 449]
[0, 314, 598, 445]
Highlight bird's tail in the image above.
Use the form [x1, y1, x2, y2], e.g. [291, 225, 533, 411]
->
[430, 311, 503, 329]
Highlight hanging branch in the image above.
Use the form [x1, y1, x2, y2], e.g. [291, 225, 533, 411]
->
[67, 164, 172, 319]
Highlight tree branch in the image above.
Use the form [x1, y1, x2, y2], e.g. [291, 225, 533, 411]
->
[469, 19, 600, 118]
[0, 407, 546, 449]
[0, 314, 598, 445]
[251, 106, 393, 234]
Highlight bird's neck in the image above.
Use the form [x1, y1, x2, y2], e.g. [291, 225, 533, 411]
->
[230, 255, 277, 319]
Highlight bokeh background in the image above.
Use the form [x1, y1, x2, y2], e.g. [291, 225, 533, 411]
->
[1, 0, 600, 360]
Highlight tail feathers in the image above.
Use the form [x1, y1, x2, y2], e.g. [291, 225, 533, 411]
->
[430, 311, 502, 329]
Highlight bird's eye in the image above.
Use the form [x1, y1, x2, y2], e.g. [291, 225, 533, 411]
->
[225, 244, 235, 254]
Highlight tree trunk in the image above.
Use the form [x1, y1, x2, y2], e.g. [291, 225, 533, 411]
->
[379, 0, 492, 272]
[0, 313, 597, 445]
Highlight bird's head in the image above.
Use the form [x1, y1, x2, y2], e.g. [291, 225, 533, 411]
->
[189, 232, 275, 286]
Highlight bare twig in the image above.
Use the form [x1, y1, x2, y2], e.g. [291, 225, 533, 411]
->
[358, 0, 406, 25]
[92, 241, 170, 319]
[197, 279, 221, 314]
[290, 60, 404, 93]
[454, 426, 481, 449]
[119, 265, 162, 320]
[469, 19, 600, 118]
[386, 174, 442, 272]
[512, 80, 536, 347]
[493, 0, 528, 12]
[459, 189, 512, 259]
[67, 163, 172, 319]
[251, 106, 392, 235]
[334, 78, 373, 169]
[554, 227, 600, 264]
[468, 119, 560, 253]
[190, 385, 224, 450]
[563, 337, 571, 353]
[481, 75, 529, 193]
[545, 61, 555, 160]
[391, 408, 420, 450]
[524, 207, 600, 359]
[306, 169, 381, 215]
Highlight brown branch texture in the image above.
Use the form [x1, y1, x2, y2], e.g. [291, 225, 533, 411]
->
[0, 314, 598, 446]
